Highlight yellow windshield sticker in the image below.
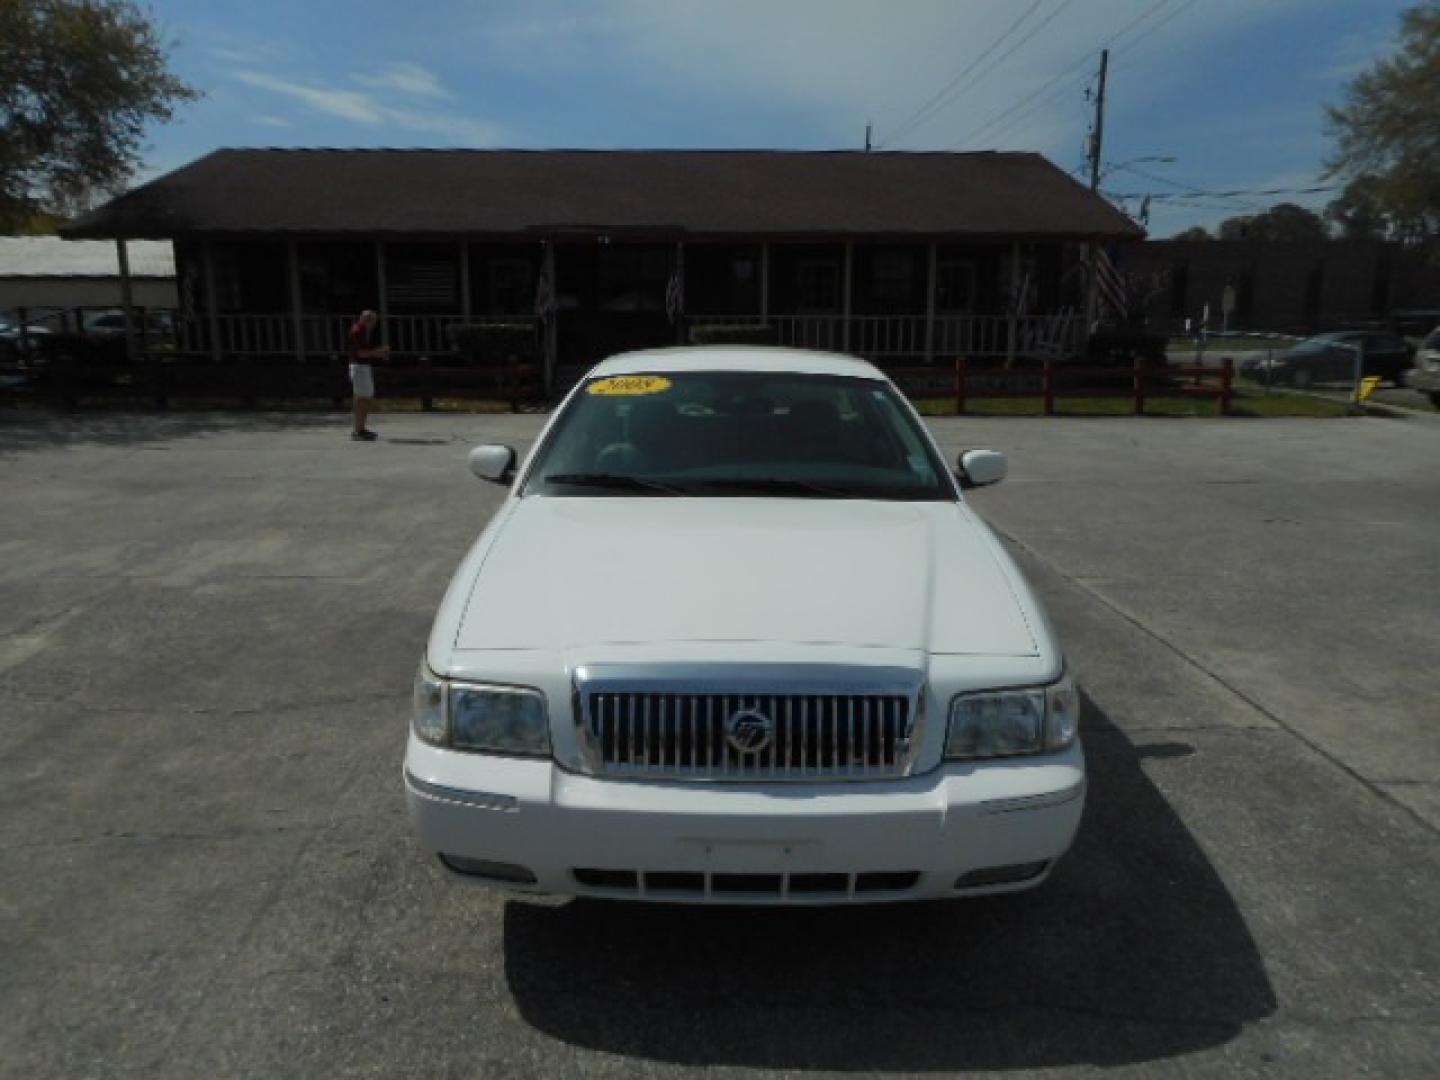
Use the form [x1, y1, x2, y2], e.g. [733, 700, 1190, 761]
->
[587, 375, 673, 396]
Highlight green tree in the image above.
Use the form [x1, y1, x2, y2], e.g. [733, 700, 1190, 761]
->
[1325, 1, 1439, 246]
[1325, 175, 1393, 240]
[0, 0, 197, 230]
[1171, 226, 1211, 241]
[1216, 203, 1327, 242]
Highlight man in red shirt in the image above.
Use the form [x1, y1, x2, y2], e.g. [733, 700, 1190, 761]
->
[347, 309, 389, 441]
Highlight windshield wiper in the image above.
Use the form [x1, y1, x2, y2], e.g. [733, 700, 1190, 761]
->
[542, 472, 684, 495]
[694, 477, 861, 498]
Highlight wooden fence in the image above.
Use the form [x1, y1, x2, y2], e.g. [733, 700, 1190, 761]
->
[1, 341, 542, 411]
[883, 356, 1235, 415]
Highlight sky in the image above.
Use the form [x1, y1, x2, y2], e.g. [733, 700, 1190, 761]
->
[135, 0, 1413, 238]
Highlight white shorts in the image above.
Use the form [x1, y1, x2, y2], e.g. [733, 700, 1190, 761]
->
[349, 363, 374, 399]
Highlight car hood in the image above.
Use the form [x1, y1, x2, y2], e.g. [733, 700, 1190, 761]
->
[452, 497, 1039, 656]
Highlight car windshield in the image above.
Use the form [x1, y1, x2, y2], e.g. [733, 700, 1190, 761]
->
[523, 370, 954, 501]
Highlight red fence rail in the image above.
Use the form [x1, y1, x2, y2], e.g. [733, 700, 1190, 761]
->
[884, 357, 1234, 415]
[3, 345, 542, 412]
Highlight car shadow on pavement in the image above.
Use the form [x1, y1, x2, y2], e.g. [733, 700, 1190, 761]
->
[502, 695, 1276, 1071]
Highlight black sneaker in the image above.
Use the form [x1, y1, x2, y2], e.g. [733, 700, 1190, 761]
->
[351, 429, 378, 442]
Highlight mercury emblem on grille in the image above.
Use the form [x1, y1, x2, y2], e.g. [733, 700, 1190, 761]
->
[724, 707, 774, 754]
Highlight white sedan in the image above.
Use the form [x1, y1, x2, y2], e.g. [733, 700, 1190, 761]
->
[405, 347, 1084, 903]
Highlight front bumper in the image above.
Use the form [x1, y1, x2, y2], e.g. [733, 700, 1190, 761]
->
[404, 736, 1086, 904]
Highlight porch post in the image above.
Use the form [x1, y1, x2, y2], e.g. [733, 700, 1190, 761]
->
[116, 239, 137, 364]
[841, 241, 853, 352]
[1006, 240, 1021, 365]
[375, 240, 388, 327]
[1083, 241, 1098, 335]
[924, 241, 937, 363]
[674, 241, 685, 344]
[759, 242, 770, 320]
[202, 239, 222, 365]
[459, 240, 471, 321]
[543, 241, 556, 397]
[287, 240, 305, 363]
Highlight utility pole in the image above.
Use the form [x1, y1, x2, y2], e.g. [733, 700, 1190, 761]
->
[864, 122, 872, 152]
[1084, 48, 1110, 333]
[1087, 50, 1109, 193]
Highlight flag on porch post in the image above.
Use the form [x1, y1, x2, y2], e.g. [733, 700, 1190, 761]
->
[1013, 270, 1032, 353]
[665, 262, 684, 325]
[1083, 245, 1128, 323]
[534, 260, 556, 321]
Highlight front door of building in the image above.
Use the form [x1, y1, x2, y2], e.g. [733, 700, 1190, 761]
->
[555, 244, 675, 372]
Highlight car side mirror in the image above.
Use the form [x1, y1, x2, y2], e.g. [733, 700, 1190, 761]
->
[469, 444, 516, 485]
[958, 449, 1007, 488]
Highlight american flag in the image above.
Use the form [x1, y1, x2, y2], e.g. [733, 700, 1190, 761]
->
[665, 263, 684, 324]
[1085, 245, 1128, 322]
[534, 262, 555, 320]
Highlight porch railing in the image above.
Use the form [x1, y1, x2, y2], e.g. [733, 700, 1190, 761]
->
[175, 312, 491, 356]
[166, 310, 1083, 361]
[691, 313, 1084, 360]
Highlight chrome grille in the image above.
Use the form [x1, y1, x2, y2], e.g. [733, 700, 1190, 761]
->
[573, 665, 923, 781]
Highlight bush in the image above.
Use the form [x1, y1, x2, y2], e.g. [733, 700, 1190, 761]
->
[1084, 326, 1168, 367]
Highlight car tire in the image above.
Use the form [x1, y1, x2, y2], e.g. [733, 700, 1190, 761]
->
[1289, 366, 1314, 390]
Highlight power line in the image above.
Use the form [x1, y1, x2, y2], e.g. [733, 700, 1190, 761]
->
[1111, 0, 1199, 63]
[949, 58, 1095, 151]
[913, 0, 1081, 136]
[950, 0, 1175, 150]
[885, 0, 1082, 150]
[880, 0, 1049, 148]
[1127, 197, 1273, 213]
[1111, 161, 1267, 212]
[1106, 184, 1340, 200]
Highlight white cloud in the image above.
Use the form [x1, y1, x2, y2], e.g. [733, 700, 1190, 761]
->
[382, 107, 502, 145]
[353, 62, 454, 101]
[251, 114, 293, 129]
[229, 68, 500, 145]
[233, 70, 384, 124]
[535, 0, 1336, 155]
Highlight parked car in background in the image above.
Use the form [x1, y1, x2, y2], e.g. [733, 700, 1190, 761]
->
[406, 347, 1085, 904]
[1240, 330, 1415, 389]
[1402, 326, 1440, 408]
[0, 320, 54, 355]
[81, 309, 175, 342]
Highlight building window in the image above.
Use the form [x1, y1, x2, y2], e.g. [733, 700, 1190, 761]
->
[386, 245, 459, 311]
[871, 252, 914, 301]
[935, 261, 976, 313]
[796, 259, 840, 312]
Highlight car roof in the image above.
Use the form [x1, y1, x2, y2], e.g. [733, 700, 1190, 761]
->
[588, 346, 886, 380]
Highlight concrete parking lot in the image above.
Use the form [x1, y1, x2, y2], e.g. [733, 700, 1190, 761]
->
[2, 406, 1438, 1078]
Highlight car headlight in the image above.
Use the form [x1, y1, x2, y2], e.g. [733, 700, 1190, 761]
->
[411, 663, 550, 757]
[413, 662, 446, 744]
[945, 672, 1079, 760]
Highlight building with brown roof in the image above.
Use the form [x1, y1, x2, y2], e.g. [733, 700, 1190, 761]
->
[65, 148, 1141, 393]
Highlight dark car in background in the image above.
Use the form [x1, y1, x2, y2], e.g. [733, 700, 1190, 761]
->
[1402, 326, 1440, 408]
[1240, 330, 1415, 389]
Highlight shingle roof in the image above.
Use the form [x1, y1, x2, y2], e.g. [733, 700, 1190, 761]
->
[0, 236, 174, 277]
[63, 149, 1142, 242]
